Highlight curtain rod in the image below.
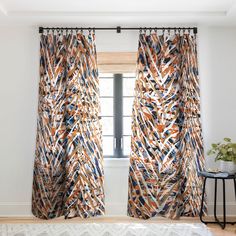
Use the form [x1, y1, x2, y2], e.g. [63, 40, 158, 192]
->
[39, 26, 198, 34]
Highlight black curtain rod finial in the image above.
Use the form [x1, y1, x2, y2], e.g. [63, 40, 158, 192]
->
[193, 27, 197, 34]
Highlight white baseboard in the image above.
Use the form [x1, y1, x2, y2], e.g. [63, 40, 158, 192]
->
[0, 202, 32, 217]
[0, 202, 235, 217]
[207, 202, 236, 216]
[106, 202, 236, 217]
[105, 202, 127, 216]
[0, 202, 127, 217]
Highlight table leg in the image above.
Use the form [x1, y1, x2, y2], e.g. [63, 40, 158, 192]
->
[222, 179, 226, 229]
[234, 178, 236, 200]
[200, 177, 206, 223]
[214, 178, 217, 220]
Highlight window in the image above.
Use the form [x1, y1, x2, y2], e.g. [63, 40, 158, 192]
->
[99, 73, 136, 158]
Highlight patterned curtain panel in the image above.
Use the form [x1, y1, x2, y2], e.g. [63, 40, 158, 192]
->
[32, 31, 105, 219]
[128, 31, 207, 219]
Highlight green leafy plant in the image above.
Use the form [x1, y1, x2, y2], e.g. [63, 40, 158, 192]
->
[207, 138, 236, 162]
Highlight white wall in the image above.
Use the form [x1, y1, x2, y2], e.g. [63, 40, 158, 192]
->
[198, 27, 236, 215]
[0, 26, 236, 217]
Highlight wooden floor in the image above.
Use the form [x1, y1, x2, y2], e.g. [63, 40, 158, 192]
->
[0, 216, 235, 236]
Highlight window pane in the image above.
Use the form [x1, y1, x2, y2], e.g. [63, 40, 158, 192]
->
[100, 98, 113, 116]
[123, 77, 136, 96]
[123, 136, 131, 156]
[101, 117, 114, 135]
[123, 97, 134, 116]
[100, 78, 113, 97]
[103, 136, 114, 156]
[123, 117, 132, 135]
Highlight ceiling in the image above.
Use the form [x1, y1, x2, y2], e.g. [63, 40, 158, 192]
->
[0, 0, 236, 26]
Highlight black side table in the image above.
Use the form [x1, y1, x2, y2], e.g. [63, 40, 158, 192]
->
[198, 171, 236, 229]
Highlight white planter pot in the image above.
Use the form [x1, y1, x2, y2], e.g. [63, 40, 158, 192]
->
[218, 160, 236, 174]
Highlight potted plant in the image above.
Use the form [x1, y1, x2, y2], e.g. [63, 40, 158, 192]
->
[207, 138, 236, 174]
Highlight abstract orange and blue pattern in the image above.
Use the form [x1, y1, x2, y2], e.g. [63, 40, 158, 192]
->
[32, 31, 105, 219]
[128, 32, 207, 219]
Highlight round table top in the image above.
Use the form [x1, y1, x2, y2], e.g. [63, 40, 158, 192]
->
[198, 171, 236, 179]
